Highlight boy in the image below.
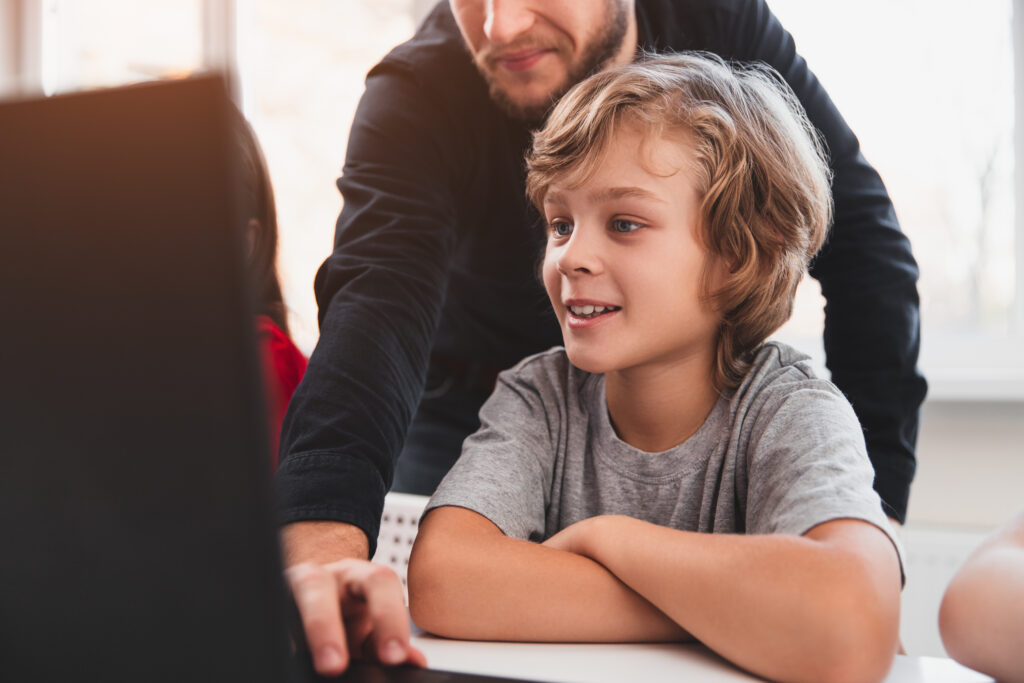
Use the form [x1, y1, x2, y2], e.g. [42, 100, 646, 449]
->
[408, 53, 903, 683]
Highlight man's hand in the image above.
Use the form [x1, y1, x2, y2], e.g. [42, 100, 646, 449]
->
[282, 521, 426, 676]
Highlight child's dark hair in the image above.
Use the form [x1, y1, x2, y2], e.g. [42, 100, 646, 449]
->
[231, 107, 290, 335]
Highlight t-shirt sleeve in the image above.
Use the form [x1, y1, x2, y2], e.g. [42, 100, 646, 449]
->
[744, 380, 906, 578]
[424, 357, 562, 542]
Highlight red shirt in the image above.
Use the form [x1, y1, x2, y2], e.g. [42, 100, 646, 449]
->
[257, 315, 307, 470]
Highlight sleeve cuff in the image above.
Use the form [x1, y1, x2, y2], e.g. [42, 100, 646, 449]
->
[274, 451, 388, 557]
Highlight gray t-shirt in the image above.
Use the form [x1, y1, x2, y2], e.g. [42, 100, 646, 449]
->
[427, 342, 903, 571]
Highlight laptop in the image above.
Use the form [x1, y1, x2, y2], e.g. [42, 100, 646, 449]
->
[0, 76, 528, 683]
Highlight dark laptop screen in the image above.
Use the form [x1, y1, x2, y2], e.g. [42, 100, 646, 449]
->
[0, 76, 289, 682]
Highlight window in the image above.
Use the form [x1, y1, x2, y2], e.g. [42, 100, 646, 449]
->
[11, 0, 420, 355]
[38, 0, 205, 95]
[234, 0, 418, 352]
[769, 0, 1023, 399]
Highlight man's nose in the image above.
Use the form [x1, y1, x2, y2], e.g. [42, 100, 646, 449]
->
[484, 0, 536, 45]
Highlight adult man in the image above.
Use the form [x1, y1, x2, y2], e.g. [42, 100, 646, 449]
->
[276, 0, 926, 674]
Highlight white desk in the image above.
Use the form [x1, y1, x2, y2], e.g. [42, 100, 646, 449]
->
[413, 635, 994, 683]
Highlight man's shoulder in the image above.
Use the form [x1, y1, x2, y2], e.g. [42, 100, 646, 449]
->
[641, 0, 752, 16]
[637, 0, 764, 51]
[372, 3, 476, 86]
[640, 0, 758, 21]
[361, 3, 495, 135]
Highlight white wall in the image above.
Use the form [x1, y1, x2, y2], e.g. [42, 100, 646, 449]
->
[909, 400, 1024, 528]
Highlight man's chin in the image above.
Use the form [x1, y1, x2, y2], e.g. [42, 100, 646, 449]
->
[487, 83, 563, 124]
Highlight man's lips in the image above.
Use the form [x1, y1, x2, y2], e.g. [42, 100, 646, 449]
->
[495, 49, 551, 72]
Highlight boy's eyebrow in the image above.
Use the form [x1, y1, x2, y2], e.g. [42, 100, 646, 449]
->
[590, 186, 668, 203]
[543, 186, 667, 206]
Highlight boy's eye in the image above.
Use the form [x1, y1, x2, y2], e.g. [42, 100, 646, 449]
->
[550, 220, 573, 237]
[611, 219, 642, 233]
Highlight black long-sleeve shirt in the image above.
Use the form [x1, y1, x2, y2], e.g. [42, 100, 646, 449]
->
[276, 0, 927, 553]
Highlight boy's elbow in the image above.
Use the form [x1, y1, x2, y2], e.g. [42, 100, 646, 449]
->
[796, 527, 902, 683]
[408, 531, 486, 638]
[407, 542, 455, 635]
[810, 598, 899, 683]
[811, 629, 897, 683]
[408, 506, 508, 639]
[815, 610, 897, 683]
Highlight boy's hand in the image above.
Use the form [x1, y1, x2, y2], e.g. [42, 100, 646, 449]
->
[282, 521, 427, 676]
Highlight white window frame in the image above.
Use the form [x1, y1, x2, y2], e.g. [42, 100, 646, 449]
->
[0, 0, 43, 96]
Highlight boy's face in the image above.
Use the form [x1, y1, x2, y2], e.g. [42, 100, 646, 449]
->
[449, 0, 634, 121]
[541, 125, 723, 376]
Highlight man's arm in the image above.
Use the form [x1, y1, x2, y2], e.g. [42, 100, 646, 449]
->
[939, 510, 1024, 683]
[695, 0, 928, 521]
[281, 520, 369, 566]
[545, 516, 901, 683]
[407, 506, 688, 642]
[275, 59, 466, 550]
[273, 45, 470, 673]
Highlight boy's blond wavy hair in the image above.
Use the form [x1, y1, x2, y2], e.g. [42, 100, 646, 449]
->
[526, 52, 833, 392]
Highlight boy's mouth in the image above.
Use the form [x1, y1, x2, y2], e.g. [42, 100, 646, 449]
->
[567, 304, 622, 319]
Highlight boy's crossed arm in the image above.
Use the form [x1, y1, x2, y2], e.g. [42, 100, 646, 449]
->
[544, 515, 901, 683]
[407, 505, 689, 643]
[410, 509, 900, 683]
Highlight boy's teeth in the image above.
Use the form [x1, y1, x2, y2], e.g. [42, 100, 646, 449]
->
[570, 304, 618, 317]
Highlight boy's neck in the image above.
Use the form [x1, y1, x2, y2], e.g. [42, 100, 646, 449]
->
[604, 351, 720, 453]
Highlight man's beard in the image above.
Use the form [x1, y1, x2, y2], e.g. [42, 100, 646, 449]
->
[477, 0, 631, 124]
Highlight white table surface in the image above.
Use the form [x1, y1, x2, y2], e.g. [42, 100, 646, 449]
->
[412, 635, 994, 683]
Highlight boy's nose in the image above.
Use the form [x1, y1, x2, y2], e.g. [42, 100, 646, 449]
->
[484, 0, 537, 45]
[556, 230, 603, 277]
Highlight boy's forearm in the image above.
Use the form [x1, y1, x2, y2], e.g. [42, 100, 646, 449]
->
[565, 516, 900, 683]
[407, 507, 688, 643]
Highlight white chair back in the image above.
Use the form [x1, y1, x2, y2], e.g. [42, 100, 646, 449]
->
[371, 492, 430, 601]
